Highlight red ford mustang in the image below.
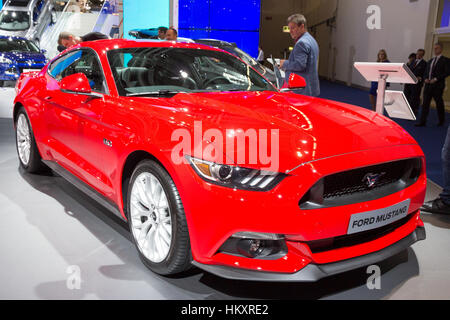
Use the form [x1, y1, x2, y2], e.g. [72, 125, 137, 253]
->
[13, 39, 426, 281]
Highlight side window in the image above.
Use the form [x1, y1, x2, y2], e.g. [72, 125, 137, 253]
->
[33, 0, 44, 21]
[49, 49, 107, 93]
[49, 51, 83, 79]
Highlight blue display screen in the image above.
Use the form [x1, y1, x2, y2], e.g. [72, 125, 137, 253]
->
[442, 0, 450, 28]
[178, 0, 261, 58]
[209, 0, 260, 31]
[178, 0, 210, 30]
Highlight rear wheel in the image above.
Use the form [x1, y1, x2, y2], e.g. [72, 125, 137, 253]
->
[127, 160, 192, 275]
[15, 108, 46, 173]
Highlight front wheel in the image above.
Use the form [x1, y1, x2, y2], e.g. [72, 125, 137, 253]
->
[127, 159, 192, 275]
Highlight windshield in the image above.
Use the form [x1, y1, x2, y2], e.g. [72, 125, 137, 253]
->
[107, 47, 276, 96]
[0, 38, 39, 53]
[229, 46, 258, 66]
[0, 10, 30, 31]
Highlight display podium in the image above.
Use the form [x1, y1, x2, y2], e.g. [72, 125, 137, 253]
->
[354, 62, 418, 120]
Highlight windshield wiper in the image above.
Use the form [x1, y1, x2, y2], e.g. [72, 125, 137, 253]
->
[126, 90, 187, 97]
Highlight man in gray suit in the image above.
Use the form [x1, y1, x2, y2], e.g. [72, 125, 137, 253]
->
[280, 14, 320, 97]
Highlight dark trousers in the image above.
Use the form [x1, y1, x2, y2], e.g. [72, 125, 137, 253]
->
[404, 84, 414, 111]
[410, 83, 423, 114]
[441, 125, 450, 205]
[419, 83, 446, 124]
[404, 84, 422, 114]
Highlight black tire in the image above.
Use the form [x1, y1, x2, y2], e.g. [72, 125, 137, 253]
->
[14, 107, 47, 173]
[0, 80, 4, 87]
[126, 159, 192, 275]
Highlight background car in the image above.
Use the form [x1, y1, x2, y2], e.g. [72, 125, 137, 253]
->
[13, 39, 426, 282]
[0, 35, 46, 86]
[194, 39, 277, 86]
[128, 27, 159, 39]
[0, 0, 57, 45]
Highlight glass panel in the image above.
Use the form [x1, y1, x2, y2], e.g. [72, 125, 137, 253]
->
[209, 30, 260, 58]
[179, 0, 210, 30]
[209, 0, 260, 31]
[107, 47, 275, 96]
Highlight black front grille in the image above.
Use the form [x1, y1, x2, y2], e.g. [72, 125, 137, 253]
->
[305, 212, 416, 254]
[17, 60, 46, 64]
[323, 159, 416, 198]
[300, 158, 422, 209]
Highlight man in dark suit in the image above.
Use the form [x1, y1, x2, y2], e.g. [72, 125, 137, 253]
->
[409, 49, 427, 115]
[416, 43, 450, 127]
[404, 53, 417, 112]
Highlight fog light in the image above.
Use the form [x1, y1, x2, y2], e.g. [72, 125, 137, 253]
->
[233, 232, 283, 240]
[218, 232, 287, 259]
[237, 239, 265, 258]
[249, 239, 261, 253]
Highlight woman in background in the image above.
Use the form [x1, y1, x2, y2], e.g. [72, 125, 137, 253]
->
[369, 49, 390, 111]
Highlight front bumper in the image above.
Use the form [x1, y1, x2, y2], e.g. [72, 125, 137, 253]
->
[193, 226, 425, 282]
[0, 64, 45, 81]
[176, 144, 426, 271]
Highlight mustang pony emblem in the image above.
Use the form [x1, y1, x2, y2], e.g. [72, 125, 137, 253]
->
[363, 172, 386, 188]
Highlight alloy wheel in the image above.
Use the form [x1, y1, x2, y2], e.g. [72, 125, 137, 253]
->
[130, 172, 172, 263]
[16, 114, 31, 166]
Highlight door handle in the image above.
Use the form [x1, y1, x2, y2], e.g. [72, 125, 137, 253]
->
[44, 96, 53, 101]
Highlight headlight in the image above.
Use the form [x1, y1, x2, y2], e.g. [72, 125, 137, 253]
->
[186, 156, 286, 191]
[0, 56, 13, 64]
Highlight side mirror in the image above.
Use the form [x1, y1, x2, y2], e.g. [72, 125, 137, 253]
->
[280, 73, 307, 92]
[287, 73, 306, 89]
[60, 73, 103, 98]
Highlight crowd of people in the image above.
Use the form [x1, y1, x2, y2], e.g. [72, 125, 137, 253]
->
[56, 26, 179, 53]
[404, 43, 449, 127]
[370, 43, 449, 128]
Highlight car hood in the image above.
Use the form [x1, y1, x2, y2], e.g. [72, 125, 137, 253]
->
[0, 51, 45, 62]
[134, 91, 417, 172]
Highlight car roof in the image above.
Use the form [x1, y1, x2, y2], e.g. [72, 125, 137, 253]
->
[195, 39, 237, 47]
[3, 0, 36, 11]
[78, 38, 227, 54]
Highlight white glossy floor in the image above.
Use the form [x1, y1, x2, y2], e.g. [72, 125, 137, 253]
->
[1, 117, 450, 300]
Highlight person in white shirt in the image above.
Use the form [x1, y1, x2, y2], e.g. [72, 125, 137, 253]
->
[257, 47, 264, 64]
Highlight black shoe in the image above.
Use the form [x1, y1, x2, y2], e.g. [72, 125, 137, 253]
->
[415, 122, 426, 127]
[438, 122, 445, 127]
[421, 198, 450, 214]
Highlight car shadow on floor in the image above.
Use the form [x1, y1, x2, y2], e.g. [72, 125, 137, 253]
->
[16, 166, 421, 300]
[420, 213, 450, 229]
